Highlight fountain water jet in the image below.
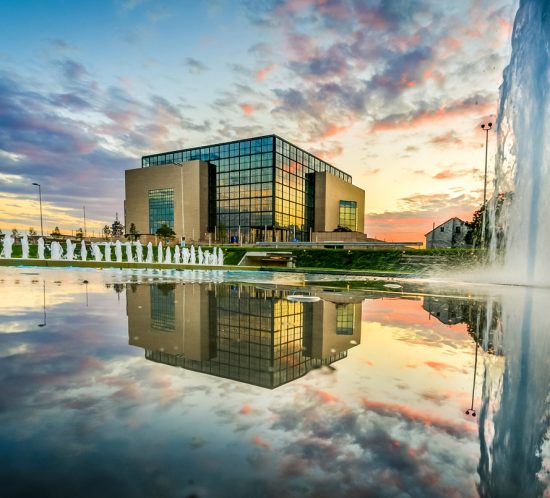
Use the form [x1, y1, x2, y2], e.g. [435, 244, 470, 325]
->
[136, 241, 143, 263]
[21, 234, 29, 259]
[114, 240, 123, 263]
[488, 0, 550, 286]
[38, 238, 45, 260]
[104, 242, 111, 262]
[50, 241, 63, 261]
[1, 234, 14, 258]
[125, 242, 134, 263]
[157, 242, 163, 263]
[146, 242, 153, 264]
[66, 240, 75, 261]
[80, 240, 87, 261]
[92, 243, 103, 262]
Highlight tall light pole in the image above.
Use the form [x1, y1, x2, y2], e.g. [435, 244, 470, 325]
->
[31, 182, 43, 237]
[480, 122, 493, 246]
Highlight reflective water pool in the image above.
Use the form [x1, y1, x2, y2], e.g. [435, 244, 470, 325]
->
[0, 267, 548, 497]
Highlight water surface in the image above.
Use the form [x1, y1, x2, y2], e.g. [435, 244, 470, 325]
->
[0, 267, 548, 497]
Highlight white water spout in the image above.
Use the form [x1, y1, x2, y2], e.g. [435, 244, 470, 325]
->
[38, 237, 45, 260]
[21, 234, 29, 259]
[80, 240, 87, 261]
[136, 241, 143, 263]
[146, 242, 153, 264]
[488, 0, 550, 286]
[104, 242, 111, 262]
[50, 241, 63, 261]
[157, 242, 163, 263]
[114, 240, 123, 263]
[66, 239, 75, 261]
[125, 241, 134, 263]
[1, 234, 14, 258]
[92, 242, 103, 262]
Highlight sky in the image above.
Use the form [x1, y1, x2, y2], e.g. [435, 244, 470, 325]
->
[0, 0, 518, 241]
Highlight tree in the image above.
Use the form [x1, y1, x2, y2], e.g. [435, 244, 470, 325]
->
[128, 222, 139, 241]
[218, 223, 227, 243]
[28, 227, 38, 243]
[75, 228, 84, 239]
[103, 225, 112, 240]
[333, 225, 352, 232]
[465, 192, 513, 249]
[156, 224, 176, 243]
[50, 226, 62, 238]
[111, 218, 124, 238]
[11, 228, 19, 238]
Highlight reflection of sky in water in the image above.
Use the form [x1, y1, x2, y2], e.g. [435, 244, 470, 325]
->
[0, 267, 548, 497]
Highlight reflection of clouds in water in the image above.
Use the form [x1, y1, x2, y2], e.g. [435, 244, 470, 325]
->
[0, 268, 548, 496]
[265, 385, 478, 497]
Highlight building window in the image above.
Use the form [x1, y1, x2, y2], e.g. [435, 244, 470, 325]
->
[149, 188, 174, 234]
[339, 200, 357, 231]
[455, 226, 461, 233]
[440, 226, 445, 232]
[150, 284, 176, 331]
[336, 304, 354, 335]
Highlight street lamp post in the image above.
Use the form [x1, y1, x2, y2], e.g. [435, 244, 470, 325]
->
[480, 122, 493, 246]
[31, 182, 44, 237]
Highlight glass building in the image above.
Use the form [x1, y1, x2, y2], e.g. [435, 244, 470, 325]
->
[127, 134, 364, 242]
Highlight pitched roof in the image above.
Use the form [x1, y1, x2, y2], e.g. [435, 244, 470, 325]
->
[424, 217, 465, 236]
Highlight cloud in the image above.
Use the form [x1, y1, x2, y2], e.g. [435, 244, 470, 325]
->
[371, 94, 496, 132]
[255, 63, 277, 81]
[58, 58, 89, 81]
[240, 103, 254, 115]
[184, 57, 209, 75]
[433, 168, 475, 180]
[429, 131, 464, 146]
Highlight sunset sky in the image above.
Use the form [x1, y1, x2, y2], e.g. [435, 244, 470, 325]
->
[0, 0, 517, 241]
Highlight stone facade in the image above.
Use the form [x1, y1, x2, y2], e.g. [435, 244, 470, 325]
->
[425, 217, 469, 249]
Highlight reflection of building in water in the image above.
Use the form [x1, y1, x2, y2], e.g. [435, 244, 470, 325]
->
[423, 296, 466, 325]
[423, 296, 502, 354]
[126, 283, 361, 389]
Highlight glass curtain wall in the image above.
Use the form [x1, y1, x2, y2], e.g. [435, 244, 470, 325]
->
[142, 135, 352, 242]
[274, 137, 351, 242]
[148, 188, 174, 234]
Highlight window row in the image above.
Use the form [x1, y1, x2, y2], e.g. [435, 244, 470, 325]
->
[143, 137, 273, 166]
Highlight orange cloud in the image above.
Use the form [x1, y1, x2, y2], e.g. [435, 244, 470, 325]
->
[240, 404, 253, 414]
[253, 435, 270, 449]
[371, 100, 495, 132]
[362, 398, 476, 436]
[433, 170, 460, 180]
[317, 390, 339, 403]
[320, 124, 346, 139]
[239, 103, 254, 115]
[255, 63, 276, 81]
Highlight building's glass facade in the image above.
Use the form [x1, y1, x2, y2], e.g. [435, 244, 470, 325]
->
[338, 200, 357, 231]
[150, 284, 176, 331]
[142, 135, 352, 242]
[148, 188, 174, 234]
